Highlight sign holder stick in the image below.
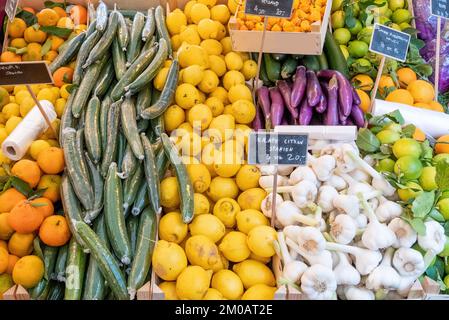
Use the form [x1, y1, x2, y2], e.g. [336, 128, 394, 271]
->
[253, 17, 269, 97]
[270, 170, 278, 228]
[435, 16, 442, 99]
[25, 85, 58, 141]
[369, 55, 386, 111]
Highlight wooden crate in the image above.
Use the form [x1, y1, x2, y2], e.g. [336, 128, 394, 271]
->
[3, 285, 30, 300]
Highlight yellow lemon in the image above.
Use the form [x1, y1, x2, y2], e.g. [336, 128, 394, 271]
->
[228, 0, 241, 14]
[175, 83, 201, 109]
[160, 177, 180, 208]
[159, 281, 179, 300]
[159, 212, 188, 244]
[164, 105, 185, 132]
[223, 71, 245, 90]
[153, 240, 188, 281]
[236, 209, 269, 234]
[247, 225, 277, 258]
[187, 103, 213, 131]
[187, 163, 212, 193]
[228, 84, 252, 103]
[242, 284, 277, 300]
[166, 9, 188, 35]
[171, 34, 182, 51]
[13, 85, 27, 96]
[176, 266, 212, 299]
[207, 176, 239, 202]
[218, 231, 250, 262]
[182, 65, 204, 86]
[19, 97, 36, 117]
[178, 43, 210, 68]
[210, 86, 229, 104]
[213, 198, 240, 228]
[197, 18, 219, 39]
[205, 97, 224, 117]
[211, 4, 231, 24]
[179, 25, 202, 45]
[14, 90, 31, 105]
[29, 140, 51, 160]
[198, 0, 217, 7]
[154, 67, 170, 91]
[2, 103, 20, 119]
[225, 52, 244, 71]
[207, 114, 235, 143]
[242, 60, 258, 80]
[208, 55, 227, 77]
[194, 193, 210, 216]
[203, 288, 225, 300]
[55, 98, 66, 118]
[238, 188, 266, 211]
[233, 259, 276, 289]
[50, 87, 60, 99]
[231, 100, 256, 124]
[5, 116, 22, 134]
[200, 39, 222, 55]
[236, 165, 261, 191]
[37, 88, 56, 105]
[189, 213, 226, 243]
[0, 128, 8, 145]
[211, 270, 244, 300]
[215, 21, 227, 40]
[184, 0, 198, 22]
[221, 37, 233, 54]
[198, 70, 219, 93]
[190, 3, 211, 24]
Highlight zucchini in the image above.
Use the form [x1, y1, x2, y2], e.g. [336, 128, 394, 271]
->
[84, 153, 104, 223]
[136, 84, 153, 117]
[259, 60, 272, 86]
[127, 207, 157, 299]
[120, 145, 138, 179]
[47, 281, 65, 300]
[61, 175, 86, 246]
[84, 97, 102, 164]
[64, 237, 87, 300]
[84, 11, 119, 68]
[49, 32, 86, 73]
[111, 44, 159, 101]
[318, 52, 329, 70]
[264, 53, 281, 82]
[100, 100, 121, 177]
[104, 162, 132, 265]
[123, 165, 144, 216]
[281, 57, 298, 79]
[324, 30, 349, 77]
[127, 12, 145, 66]
[54, 244, 68, 282]
[117, 11, 129, 51]
[72, 219, 129, 300]
[131, 183, 149, 216]
[142, 8, 155, 42]
[121, 96, 145, 160]
[100, 95, 112, 154]
[302, 55, 321, 72]
[161, 133, 194, 223]
[124, 38, 168, 97]
[141, 59, 178, 120]
[73, 30, 102, 85]
[141, 134, 161, 214]
[126, 214, 139, 260]
[59, 88, 77, 144]
[94, 63, 115, 98]
[112, 38, 127, 80]
[271, 53, 288, 62]
[155, 5, 172, 57]
[95, 1, 108, 32]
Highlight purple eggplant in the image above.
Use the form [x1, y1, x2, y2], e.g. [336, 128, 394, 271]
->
[323, 76, 339, 126]
[317, 70, 353, 117]
[299, 96, 314, 125]
[252, 105, 264, 131]
[281, 117, 289, 125]
[316, 90, 327, 113]
[256, 86, 272, 129]
[338, 102, 348, 123]
[352, 87, 361, 106]
[350, 104, 366, 128]
[269, 87, 284, 127]
[346, 118, 354, 126]
[277, 80, 298, 121]
[291, 66, 307, 108]
[306, 70, 322, 107]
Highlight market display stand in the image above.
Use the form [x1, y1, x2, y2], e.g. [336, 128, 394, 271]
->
[3, 285, 30, 300]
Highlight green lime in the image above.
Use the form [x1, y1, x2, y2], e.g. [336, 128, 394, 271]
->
[332, 0, 344, 12]
[433, 153, 449, 166]
[438, 198, 449, 220]
[385, 122, 403, 133]
[339, 45, 349, 60]
[378, 16, 391, 25]
[445, 262, 449, 274]
[419, 166, 438, 191]
[348, 40, 369, 58]
[394, 156, 423, 180]
[392, 8, 412, 24]
[398, 181, 423, 202]
[348, 20, 363, 35]
[399, 22, 412, 30]
[333, 28, 352, 45]
[376, 158, 396, 173]
[331, 11, 346, 29]
[389, 23, 401, 31]
[376, 129, 401, 144]
[357, 26, 374, 44]
[354, 58, 372, 69]
[445, 275, 449, 288]
[393, 138, 422, 158]
[384, 8, 393, 18]
[353, 3, 360, 17]
[439, 237, 449, 257]
[388, 0, 405, 11]
[441, 191, 449, 200]
[374, 0, 389, 15]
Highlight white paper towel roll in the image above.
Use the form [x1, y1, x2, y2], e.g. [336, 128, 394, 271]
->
[372, 99, 449, 138]
[2, 100, 57, 161]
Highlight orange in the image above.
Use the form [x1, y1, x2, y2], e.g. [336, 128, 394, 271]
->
[0, 212, 14, 241]
[36, 8, 60, 26]
[413, 102, 431, 110]
[53, 6, 67, 18]
[435, 135, 449, 154]
[11, 159, 42, 188]
[6, 254, 19, 275]
[7, 18, 27, 38]
[23, 43, 43, 61]
[407, 80, 435, 104]
[0, 51, 21, 62]
[379, 75, 396, 95]
[7, 200, 44, 233]
[356, 89, 371, 113]
[0, 247, 8, 273]
[385, 89, 414, 106]
[39, 215, 71, 246]
[24, 26, 47, 43]
[31, 197, 54, 218]
[37, 147, 65, 174]
[22, 7, 36, 14]
[429, 101, 445, 113]
[397, 67, 417, 88]
[70, 5, 88, 25]
[352, 74, 373, 92]
[43, 50, 58, 63]
[0, 188, 27, 212]
[0, 240, 6, 251]
[57, 17, 75, 30]
[48, 35, 65, 51]
[12, 255, 44, 288]
[8, 233, 34, 257]
[37, 175, 62, 202]
[52, 67, 74, 88]
[413, 128, 426, 142]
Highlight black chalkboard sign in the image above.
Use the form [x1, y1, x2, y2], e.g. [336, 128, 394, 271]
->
[244, 0, 294, 18]
[248, 132, 308, 165]
[432, 0, 449, 19]
[369, 23, 411, 62]
[5, 0, 19, 21]
[0, 62, 54, 86]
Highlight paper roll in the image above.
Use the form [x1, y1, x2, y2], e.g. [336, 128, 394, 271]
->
[372, 99, 449, 138]
[2, 100, 57, 161]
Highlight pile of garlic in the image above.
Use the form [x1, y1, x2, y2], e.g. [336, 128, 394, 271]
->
[259, 139, 446, 300]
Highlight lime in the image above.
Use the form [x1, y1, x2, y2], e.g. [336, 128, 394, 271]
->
[348, 40, 369, 58]
[433, 153, 449, 166]
[376, 129, 401, 144]
[392, 8, 411, 24]
[378, 16, 391, 25]
[446, 262, 449, 274]
[357, 26, 374, 44]
[392, 138, 422, 158]
[445, 275, 449, 288]
[374, 0, 389, 15]
[438, 198, 449, 220]
[333, 28, 352, 45]
[388, 0, 405, 11]
[353, 3, 360, 17]
[394, 156, 423, 180]
[354, 58, 372, 69]
[384, 8, 393, 18]
[376, 158, 395, 173]
[331, 11, 346, 29]
[441, 191, 449, 200]
[348, 20, 362, 35]
[332, 0, 344, 12]
[399, 22, 412, 30]
[419, 166, 438, 191]
[397, 181, 423, 202]
[339, 45, 349, 60]
[439, 237, 449, 257]
[385, 122, 402, 133]
[389, 23, 401, 31]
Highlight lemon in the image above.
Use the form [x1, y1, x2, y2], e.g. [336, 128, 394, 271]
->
[171, 34, 182, 51]
[211, 4, 231, 24]
[225, 52, 244, 71]
[203, 288, 225, 300]
[37, 88, 56, 105]
[211, 269, 244, 300]
[213, 150, 242, 178]
[14, 90, 31, 105]
[184, 0, 198, 22]
[210, 86, 229, 104]
[164, 105, 185, 132]
[12, 255, 45, 289]
[238, 188, 266, 211]
[250, 252, 271, 264]
[200, 39, 222, 55]
[2, 103, 20, 119]
[29, 85, 41, 95]
[159, 212, 188, 244]
[235, 124, 251, 150]
[201, 142, 219, 176]
[209, 114, 235, 143]
[242, 284, 277, 300]
[185, 235, 225, 270]
[235, 165, 261, 191]
[228, 84, 252, 103]
[178, 132, 202, 156]
[154, 67, 170, 91]
[179, 25, 201, 45]
[213, 198, 240, 228]
[29, 140, 51, 160]
[190, 3, 211, 24]
[182, 65, 204, 86]
[242, 60, 258, 80]
[0, 150, 11, 165]
[197, 18, 219, 39]
[233, 259, 275, 289]
[239, 52, 250, 62]
[153, 240, 188, 281]
[198, 0, 217, 7]
[208, 55, 227, 77]
[166, 9, 188, 35]
[198, 70, 219, 94]
[5, 116, 22, 134]
[46, 139, 59, 147]
[198, 90, 207, 103]
[55, 98, 66, 118]
[175, 83, 201, 109]
[187, 103, 213, 131]
[60, 84, 70, 99]
[236, 209, 269, 234]
[176, 266, 212, 299]
[194, 193, 210, 215]
[160, 176, 181, 208]
[0, 128, 8, 145]
[159, 281, 179, 300]
[223, 104, 233, 115]
[50, 87, 60, 99]
[207, 176, 239, 202]
[205, 97, 224, 117]
[19, 97, 36, 117]
[227, 0, 240, 14]
[218, 231, 250, 262]
[13, 85, 27, 95]
[178, 44, 209, 68]
[230, 100, 256, 124]
[220, 37, 233, 54]
[247, 225, 277, 258]
[0, 273, 13, 299]
[187, 163, 212, 193]
[189, 214, 226, 243]
[215, 21, 227, 40]
[223, 71, 246, 90]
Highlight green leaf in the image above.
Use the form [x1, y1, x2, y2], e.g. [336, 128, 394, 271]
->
[40, 26, 73, 38]
[15, 10, 37, 26]
[356, 128, 381, 153]
[421, 140, 434, 161]
[436, 158, 449, 191]
[15, 47, 28, 55]
[402, 124, 416, 138]
[412, 191, 435, 218]
[7, 47, 17, 53]
[2, 177, 12, 193]
[429, 208, 446, 223]
[29, 188, 48, 200]
[30, 202, 49, 208]
[33, 238, 45, 261]
[410, 218, 427, 236]
[345, 16, 357, 28]
[444, 221, 449, 237]
[379, 144, 391, 155]
[10, 176, 33, 198]
[41, 39, 52, 56]
[44, 1, 67, 9]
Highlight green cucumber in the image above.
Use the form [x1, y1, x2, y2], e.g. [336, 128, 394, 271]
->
[47, 281, 65, 300]
[259, 60, 272, 86]
[30, 279, 50, 300]
[318, 52, 329, 70]
[150, 115, 164, 142]
[155, 147, 169, 178]
[104, 162, 132, 265]
[117, 11, 129, 51]
[112, 38, 127, 80]
[100, 95, 112, 156]
[121, 96, 145, 160]
[73, 30, 102, 85]
[120, 145, 138, 180]
[142, 8, 155, 42]
[85, 18, 97, 37]
[139, 35, 156, 58]
[126, 214, 139, 260]
[49, 32, 86, 73]
[302, 55, 320, 71]
[101, 101, 121, 177]
[127, 207, 157, 299]
[141, 134, 161, 214]
[161, 133, 194, 223]
[64, 237, 87, 300]
[264, 53, 281, 82]
[324, 30, 349, 77]
[95, 1, 108, 32]
[84, 153, 104, 223]
[54, 244, 68, 282]
[131, 183, 149, 216]
[84, 97, 102, 164]
[59, 88, 77, 144]
[136, 84, 153, 117]
[61, 175, 85, 246]
[123, 165, 144, 216]
[138, 119, 150, 133]
[141, 59, 178, 120]
[281, 57, 298, 79]
[94, 63, 115, 98]
[117, 133, 127, 173]
[271, 53, 288, 62]
[31, 244, 58, 299]
[127, 12, 145, 66]
[155, 5, 172, 57]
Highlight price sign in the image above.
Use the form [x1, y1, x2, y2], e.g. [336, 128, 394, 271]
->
[432, 0, 449, 19]
[369, 23, 411, 62]
[5, 0, 19, 21]
[0, 62, 54, 86]
[248, 132, 308, 166]
[244, 0, 294, 18]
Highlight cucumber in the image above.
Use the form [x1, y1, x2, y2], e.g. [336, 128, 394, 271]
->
[271, 53, 288, 62]
[141, 59, 178, 120]
[161, 133, 194, 223]
[259, 60, 273, 86]
[84, 11, 119, 68]
[124, 39, 168, 96]
[155, 147, 169, 178]
[47, 281, 65, 300]
[302, 55, 321, 71]
[120, 145, 138, 180]
[104, 162, 132, 265]
[43, 245, 59, 281]
[138, 119, 150, 133]
[62, 128, 94, 211]
[127, 207, 157, 299]
[142, 8, 155, 42]
[281, 57, 298, 79]
[117, 133, 127, 173]
[150, 115, 164, 140]
[61, 175, 86, 246]
[30, 279, 50, 300]
[136, 84, 153, 117]
[94, 63, 115, 98]
[117, 11, 129, 51]
[95, 1, 108, 32]
[86, 18, 97, 37]
[324, 30, 349, 77]
[100, 95, 112, 154]
[72, 219, 129, 300]
[84, 97, 102, 164]
[141, 134, 161, 214]
[264, 53, 281, 82]
[139, 35, 156, 58]
[64, 237, 87, 300]
[131, 183, 149, 216]
[127, 12, 145, 66]
[84, 153, 104, 223]
[54, 244, 68, 282]
[126, 214, 139, 260]
[318, 52, 329, 70]
[112, 38, 127, 80]
[100, 100, 121, 177]
[59, 88, 77, 144]
[73, 30, 102, 85]
[49, 32, 86, 73]
[111, 44, 159, 101]
[123, 165, 144, 216]
[121, 96, 145, 160]
[155, 5, 172, 57]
